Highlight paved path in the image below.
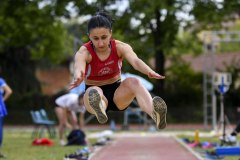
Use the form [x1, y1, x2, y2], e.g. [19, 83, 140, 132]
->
[89, 132, 202, 160]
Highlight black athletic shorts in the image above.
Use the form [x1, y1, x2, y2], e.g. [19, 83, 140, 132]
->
[86, 80, 125, 112]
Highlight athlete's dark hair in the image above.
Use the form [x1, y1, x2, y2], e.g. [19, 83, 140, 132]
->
[87, 10, 114, 33]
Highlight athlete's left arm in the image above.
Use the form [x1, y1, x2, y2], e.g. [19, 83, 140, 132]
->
[116, 40, 165, 79]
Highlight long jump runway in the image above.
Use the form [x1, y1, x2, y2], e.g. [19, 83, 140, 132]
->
[89, 133, 201, 160]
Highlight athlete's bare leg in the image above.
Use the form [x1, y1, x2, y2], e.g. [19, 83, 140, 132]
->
[55, 107, 68, 145]
[114, 77, 167, 129]
[83, 78, 167, 128]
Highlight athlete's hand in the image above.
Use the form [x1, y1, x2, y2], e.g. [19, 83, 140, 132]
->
[68, 71, 85, 90]
[148, 71, 165, 79]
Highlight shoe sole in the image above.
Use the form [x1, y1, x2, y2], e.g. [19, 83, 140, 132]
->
[88, 89, 108, 124]
[153, 96, 167, 129]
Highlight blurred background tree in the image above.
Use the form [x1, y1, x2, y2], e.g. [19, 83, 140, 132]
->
[0, 0, 73, 123]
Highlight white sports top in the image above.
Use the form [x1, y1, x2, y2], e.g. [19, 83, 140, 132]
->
[55, 93, 85, 113]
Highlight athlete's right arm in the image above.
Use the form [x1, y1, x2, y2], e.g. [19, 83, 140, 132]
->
[69, 46, 90, 90]
[2, 84, 12, 101]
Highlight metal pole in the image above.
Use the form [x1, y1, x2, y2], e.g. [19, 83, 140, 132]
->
[220, 93, 226, 146]
[212, 94, 217, 131]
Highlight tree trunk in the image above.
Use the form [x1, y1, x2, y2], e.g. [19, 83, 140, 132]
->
[152, 8, 165, 97]
[155, 50, 165, 97]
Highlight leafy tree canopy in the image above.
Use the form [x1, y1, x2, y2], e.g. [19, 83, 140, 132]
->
[0, 0, 73, 63]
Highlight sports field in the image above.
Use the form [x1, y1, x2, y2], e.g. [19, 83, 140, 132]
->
[2, 125, 239, 160]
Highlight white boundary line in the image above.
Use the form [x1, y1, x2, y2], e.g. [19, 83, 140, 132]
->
[173, 136, 205, 160]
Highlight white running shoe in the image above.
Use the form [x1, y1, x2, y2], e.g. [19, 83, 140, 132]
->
[151, 96, 167, 129]
[88, 89, 108, 124]
[220, 134, 237, 143]
[60, 139, 66, 146]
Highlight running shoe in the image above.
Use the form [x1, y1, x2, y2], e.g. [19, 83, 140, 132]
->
[88, 89, 108, 124]
[64, 153, 87, 160]
[219, 134, 237, 143]
[60, 139, 66, 146]
[151, 96, 167, 129]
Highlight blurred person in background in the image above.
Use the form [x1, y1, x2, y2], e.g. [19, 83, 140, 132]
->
[55, 92, 85, 146]
[222, 106, 240, 143]
[0, 67, 12, 158]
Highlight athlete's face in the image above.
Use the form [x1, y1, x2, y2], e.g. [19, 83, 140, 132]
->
[88, 27, 112, 52]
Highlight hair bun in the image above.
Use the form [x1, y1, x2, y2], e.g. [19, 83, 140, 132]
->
[96, 10, 114, 25]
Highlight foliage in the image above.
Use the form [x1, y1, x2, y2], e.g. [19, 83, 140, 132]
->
[165, 55, 202, 104]
[165, 55, 203, 122]
[171, 32, 203, 55]
[0, 0, 74, 114]
[0, 0, 73, 63]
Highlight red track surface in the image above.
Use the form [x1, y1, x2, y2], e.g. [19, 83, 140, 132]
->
[89, 133, 200, 160]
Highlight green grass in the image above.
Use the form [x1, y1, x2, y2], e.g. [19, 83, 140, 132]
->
[2, 129, 94, 160]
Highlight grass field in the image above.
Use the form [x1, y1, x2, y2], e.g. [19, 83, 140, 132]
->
[2, 128, 91, 160]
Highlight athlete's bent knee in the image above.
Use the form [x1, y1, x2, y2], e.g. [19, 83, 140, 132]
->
[123, 77, 141, 89]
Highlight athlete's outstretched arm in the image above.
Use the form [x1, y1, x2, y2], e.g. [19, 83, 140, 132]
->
[116, 40, 165, 79]
[69, 46, 90, 90]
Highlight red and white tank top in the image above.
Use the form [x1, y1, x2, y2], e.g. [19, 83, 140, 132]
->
[84, 39, 122, 81]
